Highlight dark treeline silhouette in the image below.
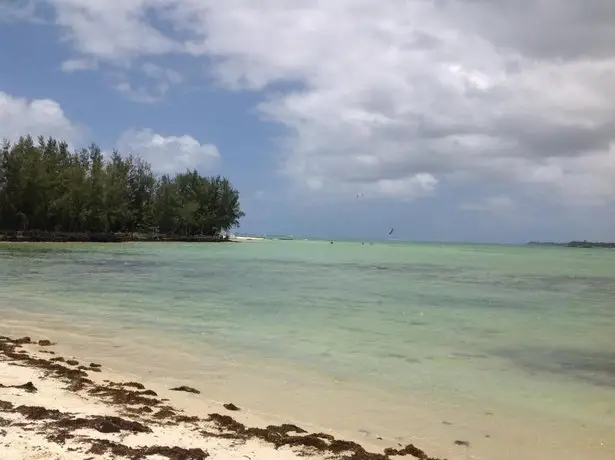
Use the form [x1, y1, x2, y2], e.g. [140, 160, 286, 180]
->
[528, 241, 615, 249]
[567, 241, 615, 248]
[0, 135, 244, 241]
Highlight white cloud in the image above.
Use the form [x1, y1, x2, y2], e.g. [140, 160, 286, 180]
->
[61, 58, 99, 73]
[26, 0, 615, 205]
[116, 128, 220, 175]
[0, 91, 82, 144]
[49, 0, 180, 62]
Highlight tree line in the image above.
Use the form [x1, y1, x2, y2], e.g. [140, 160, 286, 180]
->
[0, 135, 244, 239]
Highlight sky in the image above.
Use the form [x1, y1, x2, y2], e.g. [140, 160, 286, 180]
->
[1, 0, 614, 243]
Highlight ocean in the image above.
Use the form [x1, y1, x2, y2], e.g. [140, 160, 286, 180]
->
[0, 240, 614, 459]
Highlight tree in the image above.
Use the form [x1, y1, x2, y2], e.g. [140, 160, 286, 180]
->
[0, 135, 244, 238]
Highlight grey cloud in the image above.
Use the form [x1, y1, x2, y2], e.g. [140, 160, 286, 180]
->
[490, 115, 615, 158]
[443, 0, 615, 60]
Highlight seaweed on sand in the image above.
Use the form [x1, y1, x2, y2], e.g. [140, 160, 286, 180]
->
[1, 335, 447, 460]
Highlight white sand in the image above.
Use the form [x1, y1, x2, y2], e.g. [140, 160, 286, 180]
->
[0, 340, 334, 460]
[229, 236, 265, 242]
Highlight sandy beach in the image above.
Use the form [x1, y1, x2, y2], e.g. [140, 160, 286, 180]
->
[229, 236, 265, 242]
[0, 334, 438, 460]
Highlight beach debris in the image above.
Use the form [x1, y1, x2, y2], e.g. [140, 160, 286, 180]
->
[383, 443, 447, 459]
[170, 385, 201, 394]
[115, 381, 145, 390]
[89, 362, 101, 368]
[207, 413, 245, 432]
[67, 379, 88, 392]
[0, 400, 14, 411]
[65, 359, 79, 366]
[87, 384, 161, 407]
[268, 423, 308, 435]
[125, 405, 154, 415]
[79, 364, 100, 373]
[54, 415, 152, 434]
[15, 405, 64, 420]
[0, 341, 91, 390]
[13, 337, 32, 344]
[16, 381, 37, 393]
[153, 408, 177, 420]
[454, 440, 470, 447]
[84, 439, 209, 460]
[0, 381, 38, 393]
[223, 402, 241, 411]
[205, 413, 394, 459]
[38, 339, 54, 346]
[177, 414, 200, 423]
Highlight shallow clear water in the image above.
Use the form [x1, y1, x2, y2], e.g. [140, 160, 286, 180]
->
[1, 241, 614, 459]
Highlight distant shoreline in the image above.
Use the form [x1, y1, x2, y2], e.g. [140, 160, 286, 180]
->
[0, 230, 230, 243]
[527, 241, 615, 248]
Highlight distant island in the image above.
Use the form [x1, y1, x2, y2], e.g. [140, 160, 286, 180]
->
[527, 241, 615, 249]
[0, 135, 244, 243]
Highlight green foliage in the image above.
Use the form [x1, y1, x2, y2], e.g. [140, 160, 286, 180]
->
[0, 135, 244, 236]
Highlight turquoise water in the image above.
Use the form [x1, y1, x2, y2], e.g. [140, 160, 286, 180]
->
[1, 241, 614, 459]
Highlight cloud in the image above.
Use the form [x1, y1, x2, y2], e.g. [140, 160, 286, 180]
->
[30, 0, 615, 205]
[461, 195, 516, 214]
[0, 91, 220, 176]
[0, 0, 45, 24]
[0, 91, 82, 144]
[61, 58, 99, 73]
[49, 0, 179, 63]
[114, 82, 162, 104]
[141, 63, 182, 85]
[439, 0, 615, 61]
[116, 128, 220, 175]
[113, 63, 183, 103]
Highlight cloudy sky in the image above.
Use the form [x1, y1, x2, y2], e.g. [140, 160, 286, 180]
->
[1, 0, 614, 243]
